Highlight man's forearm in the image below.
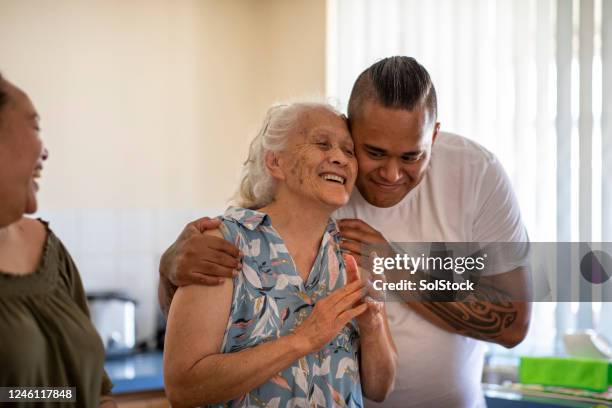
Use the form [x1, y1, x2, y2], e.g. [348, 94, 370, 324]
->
[166, 334, 309, 408]
[386, 268, 530, 347]
[406, 276, 530, 347]
[407, 299, 529, 348]
[358, 314, 397, 402]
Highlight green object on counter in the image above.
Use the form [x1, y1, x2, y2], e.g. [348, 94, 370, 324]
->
[519, 356, 612, 392]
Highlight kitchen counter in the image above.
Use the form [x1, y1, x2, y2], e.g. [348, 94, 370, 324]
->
[484, 384, 610, 408]
[105, 353, 609, 407]
[105, 351, 164, 395]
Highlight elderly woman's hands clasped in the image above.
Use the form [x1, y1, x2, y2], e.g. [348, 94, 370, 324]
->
[291, 277, 367, 352]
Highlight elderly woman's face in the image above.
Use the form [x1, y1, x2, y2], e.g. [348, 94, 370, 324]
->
[277, 107, 357, 209]
[0, 80, 46, 226]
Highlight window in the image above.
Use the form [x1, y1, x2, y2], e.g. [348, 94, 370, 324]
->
[327, 0, 612, 355]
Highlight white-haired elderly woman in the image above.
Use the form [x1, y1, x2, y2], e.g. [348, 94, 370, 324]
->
[163, 102, 397, 408]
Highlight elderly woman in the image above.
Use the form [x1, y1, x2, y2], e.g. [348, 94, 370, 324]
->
[0, 73, 115, 407]
[163, 102, 396, 407]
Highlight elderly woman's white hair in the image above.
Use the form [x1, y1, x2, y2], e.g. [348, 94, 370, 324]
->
[234, 101, 343, 209]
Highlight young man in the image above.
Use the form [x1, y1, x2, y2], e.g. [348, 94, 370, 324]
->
[158, 56, 531, 407]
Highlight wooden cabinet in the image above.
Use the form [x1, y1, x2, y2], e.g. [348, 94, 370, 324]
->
[114, 390, 168, 408]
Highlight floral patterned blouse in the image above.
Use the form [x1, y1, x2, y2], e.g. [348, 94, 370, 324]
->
[212, 207, 363, 408]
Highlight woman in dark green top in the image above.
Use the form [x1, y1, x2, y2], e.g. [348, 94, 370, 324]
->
[0, 73, 115, 407]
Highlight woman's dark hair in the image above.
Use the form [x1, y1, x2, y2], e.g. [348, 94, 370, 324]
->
[0, 72, 8, 111]
[0, 72, 9, 127]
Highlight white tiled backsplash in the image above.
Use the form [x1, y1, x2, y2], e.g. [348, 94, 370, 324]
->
[35, 208, 224, 344]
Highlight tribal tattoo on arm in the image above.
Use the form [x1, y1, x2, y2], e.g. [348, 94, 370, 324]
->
[419, 285, 518, 341]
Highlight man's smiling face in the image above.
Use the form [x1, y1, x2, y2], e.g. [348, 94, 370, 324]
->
[350, 99, 439, 208]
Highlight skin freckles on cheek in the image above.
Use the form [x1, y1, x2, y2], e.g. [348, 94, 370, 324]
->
[291, 156, 306, 185]
[288, 144, 317, 186]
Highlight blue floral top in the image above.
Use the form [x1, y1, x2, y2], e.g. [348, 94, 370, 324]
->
[212, 207, 363, 408]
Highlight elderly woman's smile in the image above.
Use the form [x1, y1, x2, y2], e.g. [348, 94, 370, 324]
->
[320, 172, 346, 184]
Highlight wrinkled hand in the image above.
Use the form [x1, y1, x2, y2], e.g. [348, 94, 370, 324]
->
[292, 279, 368, 353]
[338, 219, 392, 266]
[343, 254, 384, 332]
[159, 217, 241, 287]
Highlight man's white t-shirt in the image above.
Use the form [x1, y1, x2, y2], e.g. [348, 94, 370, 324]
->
[334, 132, 528, 407]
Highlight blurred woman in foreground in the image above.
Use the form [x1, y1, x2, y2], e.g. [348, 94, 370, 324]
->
[0, 73, 115, 407]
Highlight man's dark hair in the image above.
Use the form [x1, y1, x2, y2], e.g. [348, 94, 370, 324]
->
[347, 56, 437, 124]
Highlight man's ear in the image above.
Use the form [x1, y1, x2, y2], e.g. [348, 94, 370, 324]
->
[265, 151, 285, 181]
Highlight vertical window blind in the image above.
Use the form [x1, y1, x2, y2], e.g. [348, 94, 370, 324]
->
[327, 0, 611, 356]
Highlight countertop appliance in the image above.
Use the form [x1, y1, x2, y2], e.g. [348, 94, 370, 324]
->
[563, 330, 612, 360]
[87, 291, 137, 357]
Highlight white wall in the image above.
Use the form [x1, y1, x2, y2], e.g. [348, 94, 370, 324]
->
[0, 0, 326, 342]
[0, 0, 326, 210]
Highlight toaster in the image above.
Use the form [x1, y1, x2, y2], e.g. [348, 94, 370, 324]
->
[87, 291, 137, 357]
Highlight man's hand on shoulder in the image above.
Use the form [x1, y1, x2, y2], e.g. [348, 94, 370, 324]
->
[338, 219, 391, 265]
[161, 217, 241, 286]
[158, 217, 241, 316]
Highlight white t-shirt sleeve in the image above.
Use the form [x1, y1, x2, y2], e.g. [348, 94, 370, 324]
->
[472, 156, 530, 274]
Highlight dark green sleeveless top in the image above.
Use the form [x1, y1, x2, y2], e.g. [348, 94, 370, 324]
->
[0, 221, 112, 407]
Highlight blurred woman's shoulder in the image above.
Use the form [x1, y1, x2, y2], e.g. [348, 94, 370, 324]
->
[19, 216, 48, 249]
[18, 215, 46, 233]
[0, 217, 48, 276]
